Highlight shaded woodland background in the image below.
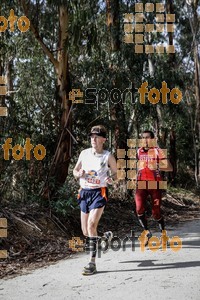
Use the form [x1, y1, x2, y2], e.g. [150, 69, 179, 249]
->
[0, 0, 200, 271]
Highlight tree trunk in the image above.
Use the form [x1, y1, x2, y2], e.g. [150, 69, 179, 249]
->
[166, 0, 174, 46]
[169, 128, 177, 185]
[106, 0, 128, 151]
[106, 0, 120, 52]
[187, 0, 200, 186]
[166, 0, 175, 64]
[194, 50, 200, 186]
[51, 6, 72, 189]
[193, 1, 200, 185]
[20, 1, 72, 199]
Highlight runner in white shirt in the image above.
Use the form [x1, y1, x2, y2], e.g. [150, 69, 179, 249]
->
[73, 125, 117, 275]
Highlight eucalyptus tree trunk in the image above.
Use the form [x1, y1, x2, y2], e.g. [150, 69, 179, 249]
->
[106, 0, 128, 151]
[169, 128, 177, 185]
[20, 1, 72, 199]
[193, 3, 200, 186]
[165, 0, 178, 183]
[0, 62, 7, 186]
[106, 0, 120, 52]
[187, 0, 200, 186]
[166, 0, 175, 63]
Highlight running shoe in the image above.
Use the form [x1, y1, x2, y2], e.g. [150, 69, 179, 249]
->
[103, 231, 113, 242]
[82, 262, 97, 275]
[145, 231, 152, 247]
[160, 231, 170, 249]
[101, 231, 113, 253]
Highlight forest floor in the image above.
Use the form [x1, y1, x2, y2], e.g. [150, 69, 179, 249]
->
[0, 188, 199, 279]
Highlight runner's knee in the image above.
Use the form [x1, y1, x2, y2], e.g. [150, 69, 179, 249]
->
[88, 220, 97, 233]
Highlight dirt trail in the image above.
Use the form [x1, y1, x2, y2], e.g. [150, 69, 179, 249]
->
[1, 219, 200, 300]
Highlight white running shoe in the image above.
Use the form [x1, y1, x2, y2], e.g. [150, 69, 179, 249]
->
[101, 231, 113, 253]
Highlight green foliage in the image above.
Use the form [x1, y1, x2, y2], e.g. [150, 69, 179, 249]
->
[50, 178, 80, 216]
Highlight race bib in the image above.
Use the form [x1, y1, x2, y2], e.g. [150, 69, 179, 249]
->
[85, 170, 100, 186]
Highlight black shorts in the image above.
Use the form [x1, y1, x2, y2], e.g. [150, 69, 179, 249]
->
[77, 187, 108, 214]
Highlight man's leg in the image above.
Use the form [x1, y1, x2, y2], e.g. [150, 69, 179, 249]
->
[150, 190, 168, 247]
[135, 189, 152, 246]
[82, 206, 105, 275]
[88, 206, 105, 262]
[150, 189, 165, 231]
[81, 211, 89, 236]
[135, 189, 148, 230]
[80, 211, 90, 250]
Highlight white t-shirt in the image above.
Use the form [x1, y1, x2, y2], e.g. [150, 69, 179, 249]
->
[78, 148, 110, 189]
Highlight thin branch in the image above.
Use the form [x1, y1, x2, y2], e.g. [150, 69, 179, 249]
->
[6, 88, 20, 95]
[19, 0, 59, 69]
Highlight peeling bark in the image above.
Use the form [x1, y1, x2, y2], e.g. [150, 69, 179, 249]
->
[20, 1, 72, 198]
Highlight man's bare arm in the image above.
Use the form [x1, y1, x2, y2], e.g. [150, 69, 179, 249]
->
[159, 159, 173, 172]
[158, 148, 173, 172]
[73, 160, 85, 178]
[107, 154, 118, 183]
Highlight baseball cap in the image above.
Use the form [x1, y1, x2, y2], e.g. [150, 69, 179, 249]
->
[89, 125, 107, 138]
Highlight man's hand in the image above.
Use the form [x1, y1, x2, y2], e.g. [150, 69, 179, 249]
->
[73, 168, 85, 178]
[77, 169, 85, 178]
[105, 176, 113, 185]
